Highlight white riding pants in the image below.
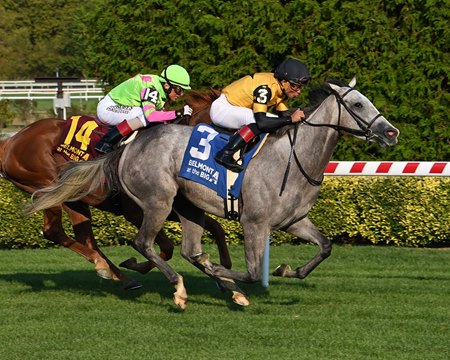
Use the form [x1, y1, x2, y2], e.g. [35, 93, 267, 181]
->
[210, 94, 255, 129]
[97, 95, 147, 127]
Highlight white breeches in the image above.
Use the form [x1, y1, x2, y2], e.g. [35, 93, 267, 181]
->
[97, 95, 147, 127]
[210, 94, 255, 129]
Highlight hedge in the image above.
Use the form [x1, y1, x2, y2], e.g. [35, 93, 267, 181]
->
[0, 177, 448, 249]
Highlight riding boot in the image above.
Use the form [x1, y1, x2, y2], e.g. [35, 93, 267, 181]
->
[215, 124, 258, 173]
[95, 120, 134, 154]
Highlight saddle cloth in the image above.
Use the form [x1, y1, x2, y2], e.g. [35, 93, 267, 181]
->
[53, 115, 110, 161]
[179, 123, 267, 199]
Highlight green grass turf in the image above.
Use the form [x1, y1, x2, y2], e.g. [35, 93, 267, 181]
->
[0, 244, 449, 360]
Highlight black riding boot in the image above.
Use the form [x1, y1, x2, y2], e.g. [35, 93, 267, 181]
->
[215, 124, 258, 173]
[95, 126, 124, 154]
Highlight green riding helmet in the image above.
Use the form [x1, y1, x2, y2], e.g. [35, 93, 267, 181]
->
[160, 64, 191, 90]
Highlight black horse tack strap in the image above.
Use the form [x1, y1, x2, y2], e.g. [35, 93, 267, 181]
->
[279, 86, 386, 196]
[224, 193, 240, 220]
[279, 122, 324, 197]
[224, 164, 240, 220]
[279, 123, 299, 196]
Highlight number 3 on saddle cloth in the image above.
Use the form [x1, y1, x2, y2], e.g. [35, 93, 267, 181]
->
[53, 115, 112, 161]
[179, 124, 268, 200]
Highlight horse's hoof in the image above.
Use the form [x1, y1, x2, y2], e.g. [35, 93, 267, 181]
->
[272, 264, 291, 277]
[192, 252, 210, 266]
[123, 279, 143, 291]
[174, 295, 188, 310]
[119, 257, 137, 269]
[96, 268, 113, 280]
[232, 291, 250, 306]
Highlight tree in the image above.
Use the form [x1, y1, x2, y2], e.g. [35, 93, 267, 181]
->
[0, 0, 98, 79]
[0, 0, 447, 160]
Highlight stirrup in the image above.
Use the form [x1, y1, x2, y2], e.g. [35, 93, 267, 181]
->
[95, 141, 114, 154]
[215, 156, 243, 173]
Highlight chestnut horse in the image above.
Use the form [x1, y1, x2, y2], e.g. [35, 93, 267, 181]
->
[0, 89, 228, 290]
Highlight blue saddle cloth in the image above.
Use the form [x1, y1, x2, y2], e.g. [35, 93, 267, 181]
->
[179, 124, 265, 199]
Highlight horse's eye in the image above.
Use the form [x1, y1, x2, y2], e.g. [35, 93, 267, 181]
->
[354, 102, 363, 108]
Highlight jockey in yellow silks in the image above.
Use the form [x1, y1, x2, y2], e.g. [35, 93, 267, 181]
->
[210, 59, 311, 172]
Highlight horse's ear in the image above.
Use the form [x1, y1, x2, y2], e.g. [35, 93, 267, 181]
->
[328, 83, 342, 93]
[349, 76, 357, 88]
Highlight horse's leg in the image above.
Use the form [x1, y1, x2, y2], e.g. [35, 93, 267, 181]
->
[272, 216, 332, 279]
[119, 229, 172, 274]
[119, 194, 175, 263]
[43, 207, 103, 262]
[122, 214, 232, 273]
[120, 214, 230, 274]
[173, 200, 248, 306]
[132, 209, 188, 309]
[204, 215, 232, 269]
[209, 221, 270, 284]
[43, 207, 115, 274]
[62, 203, 142, 290]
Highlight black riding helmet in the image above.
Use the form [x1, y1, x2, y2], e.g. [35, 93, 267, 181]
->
[274, 59, 311, 87]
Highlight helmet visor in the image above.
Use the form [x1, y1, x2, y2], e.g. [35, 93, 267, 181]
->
[289, 76, 311, 89]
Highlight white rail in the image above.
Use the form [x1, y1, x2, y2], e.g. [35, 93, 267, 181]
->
[0, 79, 105, 100]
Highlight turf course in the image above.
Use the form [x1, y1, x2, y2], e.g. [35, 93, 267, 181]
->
[0, 244, 449, 360]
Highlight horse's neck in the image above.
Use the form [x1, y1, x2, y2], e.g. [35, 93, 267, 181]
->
[292, 96, 341, 177]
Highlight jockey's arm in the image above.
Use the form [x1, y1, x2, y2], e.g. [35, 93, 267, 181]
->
[142, 101, 177, 123]
[277, 109, 296, 117]
[253, 112, 292, 132]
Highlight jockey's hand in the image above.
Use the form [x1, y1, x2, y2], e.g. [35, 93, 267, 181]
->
[176, 105, 193, 118]
[184, 105, 193, 116]
[290, 108, 305, 123]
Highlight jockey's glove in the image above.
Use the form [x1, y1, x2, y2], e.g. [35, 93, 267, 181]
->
[176, 105, 193, 118]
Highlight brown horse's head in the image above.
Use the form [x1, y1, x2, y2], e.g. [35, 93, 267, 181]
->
[184, 88, 221, 126]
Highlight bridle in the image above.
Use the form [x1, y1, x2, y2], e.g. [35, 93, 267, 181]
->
[303, 87, 383, 142]
[280, 87, 383, 194]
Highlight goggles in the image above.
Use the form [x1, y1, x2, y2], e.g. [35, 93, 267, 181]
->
[170, 84, 185, 95]
[288, 76, 311, 90]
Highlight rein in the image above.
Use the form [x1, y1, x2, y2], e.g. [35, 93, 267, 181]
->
[303, 88, 382, 141]
[279, 123, 299, 195]
[279, 87, 383, 195]
[279, 126, 323, 196]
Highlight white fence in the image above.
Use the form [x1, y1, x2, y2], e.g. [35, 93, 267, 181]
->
[0, 79, 105, 101]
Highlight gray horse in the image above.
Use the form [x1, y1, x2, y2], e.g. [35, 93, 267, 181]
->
[27, 78, 399, 308]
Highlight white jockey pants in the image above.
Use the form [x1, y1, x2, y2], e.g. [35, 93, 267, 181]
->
[210, 94, 255, 129]
[97, 95, 147, 127]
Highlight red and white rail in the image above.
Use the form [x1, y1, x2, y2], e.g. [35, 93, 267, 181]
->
[324, 161, 449, 176]
[262, 160, 449, 287]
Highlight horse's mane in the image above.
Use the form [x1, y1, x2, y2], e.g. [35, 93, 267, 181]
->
[304, 78, 348, 116]
[185, 88, 221, 108]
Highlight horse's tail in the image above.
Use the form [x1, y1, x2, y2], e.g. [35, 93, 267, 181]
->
[25, 148, 123, 215]
[0, 138, 10, 176]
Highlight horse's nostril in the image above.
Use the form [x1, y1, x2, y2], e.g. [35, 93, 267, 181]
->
[387, 130, 398, 138]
